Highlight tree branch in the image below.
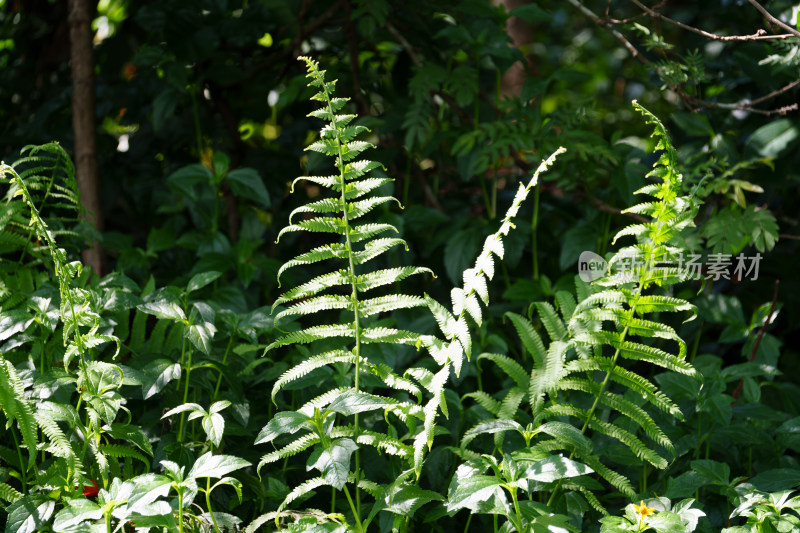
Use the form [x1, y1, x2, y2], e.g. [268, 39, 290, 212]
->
[566, 0, 648, 64]
[747, 0, 800, 39]
[632, 0, 797, 41]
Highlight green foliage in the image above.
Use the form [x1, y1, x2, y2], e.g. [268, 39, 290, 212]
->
[1, 2, 799, 532]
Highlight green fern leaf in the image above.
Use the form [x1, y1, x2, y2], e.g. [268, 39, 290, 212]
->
[478, 353, 528, 389]
[271, 350, 355, 400]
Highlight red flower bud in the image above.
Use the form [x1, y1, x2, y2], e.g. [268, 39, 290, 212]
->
[82, 479, 99, 498]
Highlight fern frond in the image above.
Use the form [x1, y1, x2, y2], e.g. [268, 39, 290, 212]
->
[330, 426, 412, 458]
[532, 302, 567, 342]
[258, 433, 321, 471]
[33, 410, 74, 459]
[478, 353, 528, 389]
[99, 443, 149, 468]
[0, 482, 23, 504]
[276, 476, 330, 522]
[357, 294, 427, 318]
[0, 358, 38, 469]
[271, 350, 355, 401]
[504, 311, 547, 367]
[274, 295, 352, 325]
[462, 391, 502, 416]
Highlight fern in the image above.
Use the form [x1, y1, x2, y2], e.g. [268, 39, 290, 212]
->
[1, 143, 125, 496]
[259, 57, 444, 531]
[259, 57, 566, 531]
[456, 101, 700, 514]
[541, 101, 697, 495]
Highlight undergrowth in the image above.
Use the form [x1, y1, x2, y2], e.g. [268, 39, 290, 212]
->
[0, 58, 797, 533]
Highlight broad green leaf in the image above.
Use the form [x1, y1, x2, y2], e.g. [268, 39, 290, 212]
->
[444, 227, 483, 285]
[187, 271, 222, 293]
[445, 475, 508, 514]
[137, 287, 185, 321]
[307, 438, 358, 490]
[165, 163, 211, 200]
[105, 423, 154, 456]
[5, 496, 55, 533]
[749, 468, 800, 492]
[0, 310, 33, 341]
[326, 389, 396, 416]
[227, 168, 271, 208]
[745, 119, 799, 159]
[52, 498, 103, 530]
[203, 412, 226, 447]
[162, 403, 204, 420]
[461, 419, 523, 449]
[690, 459, 730, 486]
[141, 359, 181, 399]
[187, 302, 216, 355]
[187, 452, 251, 480]
[519, 455, 593, 484]
[255, 411, 312, 444]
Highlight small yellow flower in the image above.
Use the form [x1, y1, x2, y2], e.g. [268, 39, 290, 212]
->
[633, 500, 655, 518]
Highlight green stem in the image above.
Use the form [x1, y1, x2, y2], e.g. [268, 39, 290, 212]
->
[510, 487, 525, 533]
[206, 477, 222, 533]
[342, 485, 364, 533]
[190, 85, 204, 159]
[176, 336, 187, 391]
[480, 174, 493, 218]
[531, 185, 540, 280]
[689, 325, 702, 363]
[178, 345, 194, 443]
[490, 167, 497, 221]
[9, 427, 27, 493]
[177, 486, 185, 533]
[319, 63, 364, 525]
[212, 336, 235, 401]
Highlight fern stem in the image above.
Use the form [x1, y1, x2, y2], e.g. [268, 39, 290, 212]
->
[9, 426, 27, 493]
[491, 167, 497, 221]
[531, 184, 540, 280]
[318, 63, 365, 525]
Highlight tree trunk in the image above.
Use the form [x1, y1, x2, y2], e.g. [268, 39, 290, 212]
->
[68, 0, 105, 276]
[493, 0, 537, 99]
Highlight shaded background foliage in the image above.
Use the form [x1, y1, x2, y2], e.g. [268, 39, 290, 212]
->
[1, 0, 800, 531]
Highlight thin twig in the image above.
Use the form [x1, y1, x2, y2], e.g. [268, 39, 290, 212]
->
[747, 0, 800, 39]
[387, 21, 422, 67]
[732, 279, 780, 403]
[345, 0, 370, 116]
[678, 89, 799, 116]
[569, 0, 799, 115]
[632, 0, 796, 41]
[567, 0, 648, 64]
